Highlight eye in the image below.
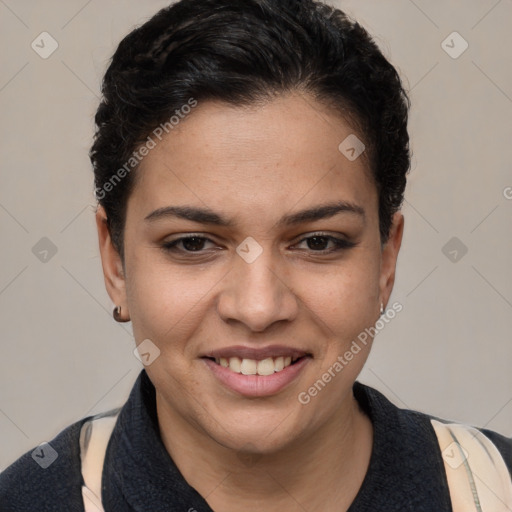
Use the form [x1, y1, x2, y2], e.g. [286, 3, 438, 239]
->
[294, 233, 356, 253]
[161, 232, 357, 257]
[162, 235, 216, 253]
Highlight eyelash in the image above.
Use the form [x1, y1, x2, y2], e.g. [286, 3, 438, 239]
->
[161, 233, 356, 256]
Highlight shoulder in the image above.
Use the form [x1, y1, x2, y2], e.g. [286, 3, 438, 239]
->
[478, 426, 512, 471]
[402, 403, 512, 476]
[434, 417, 512, 476]
[356, 381, 512, 468]
[0, 417, 88, 512]
[397, 400, 512, 480]
[355, 381, 512, 489]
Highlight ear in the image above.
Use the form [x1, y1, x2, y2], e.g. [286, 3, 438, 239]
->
[379, 212, 404, 308]
[95, 205, 128, 315]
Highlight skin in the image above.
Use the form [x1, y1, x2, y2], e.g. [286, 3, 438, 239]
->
[96, 91, 404, 511]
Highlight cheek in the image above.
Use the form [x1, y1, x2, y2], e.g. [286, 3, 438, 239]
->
[301, 253, 381, 340]
[125, 254, 213, 351]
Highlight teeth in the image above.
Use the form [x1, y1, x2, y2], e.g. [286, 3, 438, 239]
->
[240, 358, 257, 375]
[257, 358, 275, 376]
[229, 357, 241, 373]
[214, 355, 299, 375]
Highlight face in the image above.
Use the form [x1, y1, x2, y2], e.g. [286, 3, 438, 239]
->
[97, 92, 403, 454]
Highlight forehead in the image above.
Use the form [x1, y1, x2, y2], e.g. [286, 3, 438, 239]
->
[128, 92, 377, 226]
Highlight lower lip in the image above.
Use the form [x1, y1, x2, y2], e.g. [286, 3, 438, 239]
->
[203, 357, 310, 398]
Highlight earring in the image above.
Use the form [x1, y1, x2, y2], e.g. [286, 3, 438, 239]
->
[380, 302, 384, 315]
[113, 305, 129, 322]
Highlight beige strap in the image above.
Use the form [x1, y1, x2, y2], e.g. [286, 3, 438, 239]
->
[79, 411, 120, 512]
[432, 419, 512, 512]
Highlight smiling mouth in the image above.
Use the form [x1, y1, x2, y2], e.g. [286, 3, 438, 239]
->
[204, 355, 308, 376]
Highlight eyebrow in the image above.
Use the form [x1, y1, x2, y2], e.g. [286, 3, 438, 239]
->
[144, 200, 365, 228]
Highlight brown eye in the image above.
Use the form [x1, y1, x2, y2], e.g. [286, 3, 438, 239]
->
[295, 234, 356, 253]
[162, 236, 215, 253]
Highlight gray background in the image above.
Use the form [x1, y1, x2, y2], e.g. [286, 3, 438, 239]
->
[1, 0, 511, 470]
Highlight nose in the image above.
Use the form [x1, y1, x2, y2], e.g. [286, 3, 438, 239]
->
[216, 245, 299, 333]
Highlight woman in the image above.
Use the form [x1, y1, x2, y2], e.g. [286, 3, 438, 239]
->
[1, 0, 511, 510]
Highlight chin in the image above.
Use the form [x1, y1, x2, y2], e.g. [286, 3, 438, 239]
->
[203, 406, 307, 454]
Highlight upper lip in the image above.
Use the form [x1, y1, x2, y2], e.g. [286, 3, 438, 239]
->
[202, 345, 310, 361]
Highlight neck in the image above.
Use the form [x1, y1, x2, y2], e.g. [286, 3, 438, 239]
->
[156, 392, 373, 512]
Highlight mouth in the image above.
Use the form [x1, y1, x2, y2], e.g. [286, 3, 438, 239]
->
[203, 355, 306, 376]
[201, 345, 312, 397]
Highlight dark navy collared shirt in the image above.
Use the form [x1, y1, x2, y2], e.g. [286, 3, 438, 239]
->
[1, 369, 511, 511]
